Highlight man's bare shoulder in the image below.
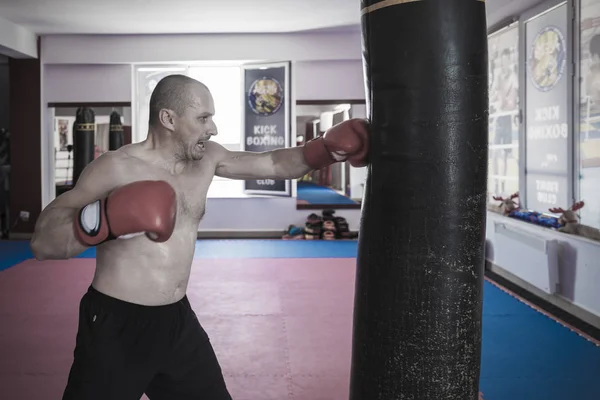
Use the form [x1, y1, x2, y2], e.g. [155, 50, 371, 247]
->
[88, 148, 135, 173]
[203, 140, 229, 160]
[79, 147, 147, 187]
[200, 140, 235, 171]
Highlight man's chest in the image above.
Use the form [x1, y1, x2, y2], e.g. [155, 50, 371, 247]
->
[172, 168, 213, 221]
[122, 159, 214, 221]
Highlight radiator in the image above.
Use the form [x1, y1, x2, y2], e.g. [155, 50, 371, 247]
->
[492, 221, 560, 295]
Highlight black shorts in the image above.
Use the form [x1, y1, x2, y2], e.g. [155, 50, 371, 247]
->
[62, 286, 232, 400]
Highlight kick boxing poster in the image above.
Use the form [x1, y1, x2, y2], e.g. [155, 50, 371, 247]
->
[242, 62, 291, 196]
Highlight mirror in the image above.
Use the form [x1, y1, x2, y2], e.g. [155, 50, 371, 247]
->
[296, 101, 367, 210]
[49, 103, 132, 195]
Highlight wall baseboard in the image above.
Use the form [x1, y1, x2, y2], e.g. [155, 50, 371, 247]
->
[486, 261, 600, 331]
[196, 230, 284, 239]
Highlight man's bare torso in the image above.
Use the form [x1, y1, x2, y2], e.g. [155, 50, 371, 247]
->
[91, 142, 214, 306]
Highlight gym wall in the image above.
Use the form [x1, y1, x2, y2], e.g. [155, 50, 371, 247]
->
[36, 31, 365, 235]
[0, 55, 8, 129]
[9, 54, 41, 234]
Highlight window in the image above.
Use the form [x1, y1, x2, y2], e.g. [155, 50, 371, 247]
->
[133, 64, 247, 198]
[187, 66, 245, 197]
[579, 0, 600, 229]
[133, 66, 189, 144]
[187, 66, 242, 149]
[488, 24, 520, 204]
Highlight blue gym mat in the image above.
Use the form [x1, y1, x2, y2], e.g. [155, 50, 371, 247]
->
[0, 239, 599, 399]
[297, 181, 359, 205]
[0, 240, 358, 271]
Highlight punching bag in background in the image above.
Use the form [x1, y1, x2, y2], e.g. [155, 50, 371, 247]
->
[72, 107, 95, 185]
[349, 1, 488, 399]
[109, 111, 124, 151]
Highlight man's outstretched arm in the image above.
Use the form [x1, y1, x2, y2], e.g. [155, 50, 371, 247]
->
[211, 119, 370, 180]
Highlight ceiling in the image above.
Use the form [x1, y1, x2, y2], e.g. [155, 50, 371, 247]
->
[0, 0, 545, 35]
[0, 0, 360, 35]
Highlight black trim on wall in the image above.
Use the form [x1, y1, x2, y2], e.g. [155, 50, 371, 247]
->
[48, 102, 131, 108]
[296, 100, 365, 105]
[297, 203, 361, 210]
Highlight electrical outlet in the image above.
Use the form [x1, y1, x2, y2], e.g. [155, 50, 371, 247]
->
[19, 211, 30, 222]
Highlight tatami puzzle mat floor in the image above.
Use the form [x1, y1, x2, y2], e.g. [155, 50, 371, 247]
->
[0, 239, 598, 399]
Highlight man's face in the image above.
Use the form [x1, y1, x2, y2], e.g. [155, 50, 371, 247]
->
[173, 84, 218, 161]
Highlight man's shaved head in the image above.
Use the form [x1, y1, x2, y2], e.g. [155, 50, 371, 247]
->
[148, 74, 206, 128]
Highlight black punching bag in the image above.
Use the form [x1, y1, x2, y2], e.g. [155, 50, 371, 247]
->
[349, 1, 488, 399]
[109, 111, 124, 151]
[72, 107, 95, 185]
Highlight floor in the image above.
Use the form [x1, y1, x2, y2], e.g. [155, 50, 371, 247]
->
[0, 239, 599, 399]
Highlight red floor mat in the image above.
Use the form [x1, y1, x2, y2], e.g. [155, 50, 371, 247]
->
[0, 257, 356, 399]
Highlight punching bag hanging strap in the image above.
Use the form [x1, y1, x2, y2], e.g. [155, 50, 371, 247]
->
[349, 0, 488, 399]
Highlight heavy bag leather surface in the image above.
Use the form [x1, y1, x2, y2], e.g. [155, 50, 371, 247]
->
[72, 107, 96, 185]
[349, 1, 488, 399]
[109, 111, 124, 151]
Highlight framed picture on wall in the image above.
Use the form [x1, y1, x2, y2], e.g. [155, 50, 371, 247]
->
[54, 117, 74, 151]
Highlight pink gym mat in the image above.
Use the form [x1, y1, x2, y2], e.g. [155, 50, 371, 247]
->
[0, 257, 356, 399]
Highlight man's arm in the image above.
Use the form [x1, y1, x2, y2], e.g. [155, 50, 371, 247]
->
[210, 118, 370, 180]
[31, 152, 177, 261]
[30, 153, 124, 260]
[211, 144, 312, 180]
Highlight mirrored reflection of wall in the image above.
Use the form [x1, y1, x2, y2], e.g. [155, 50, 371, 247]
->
[296, 101, 366, 209]
[580, 0, 600, 229]
[488, 23, 520, 204]
[51, 105, 132, 193]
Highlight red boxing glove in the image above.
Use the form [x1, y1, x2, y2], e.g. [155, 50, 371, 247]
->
[73, 180, 177, 247]
[302, 118, 370, 170]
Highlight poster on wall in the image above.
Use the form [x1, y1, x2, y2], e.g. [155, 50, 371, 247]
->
[488, 23, 520, 202]
[579, 0, 600, 229]
[242, 62, 291, 196]
[524, 3, 570, 211]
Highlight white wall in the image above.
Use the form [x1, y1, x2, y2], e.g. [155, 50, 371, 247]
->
[0, 15, 37, 59]
[295, 60, 365, 100]
[42, 61, 365, 103]
[486, 212, 600, 322]
[202, 197, 361, 232]
[41, 32, 361, 64]
[45, 64, 131, 103]
[40, 32, 365, 232]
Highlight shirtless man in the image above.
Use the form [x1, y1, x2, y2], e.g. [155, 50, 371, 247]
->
[30, 74, 370, 400]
